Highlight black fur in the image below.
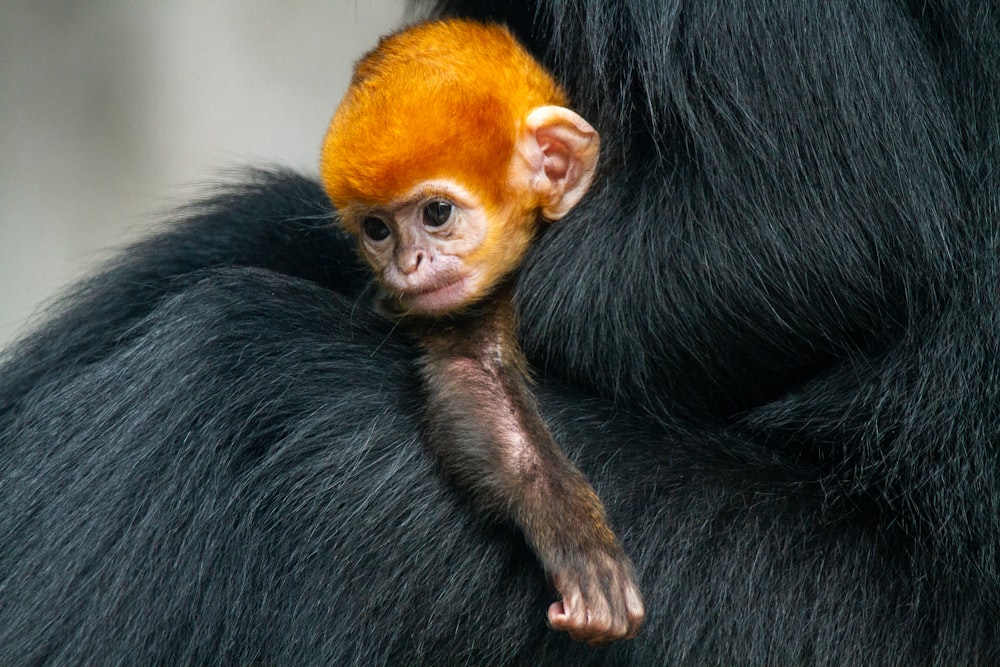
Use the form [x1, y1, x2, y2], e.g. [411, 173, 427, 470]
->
[2, 0, 999, 664]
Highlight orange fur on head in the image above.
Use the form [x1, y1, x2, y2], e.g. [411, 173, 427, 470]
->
[319, 19, 568, 218]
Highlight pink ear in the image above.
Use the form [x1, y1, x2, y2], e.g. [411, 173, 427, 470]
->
[513, 106, 600, 220]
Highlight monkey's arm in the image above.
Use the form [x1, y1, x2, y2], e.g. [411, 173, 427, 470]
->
[414, 296, 644, 645]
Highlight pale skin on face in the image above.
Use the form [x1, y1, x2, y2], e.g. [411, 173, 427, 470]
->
[342, 180, 503, 315]
[340, 106, 600, 317]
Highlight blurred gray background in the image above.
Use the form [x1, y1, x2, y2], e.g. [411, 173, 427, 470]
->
[0, 1, 409, 347]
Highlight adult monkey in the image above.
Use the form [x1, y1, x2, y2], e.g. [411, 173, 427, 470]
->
[0, 1, 998, 666]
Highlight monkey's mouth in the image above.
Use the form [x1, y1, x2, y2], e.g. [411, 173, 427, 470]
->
[401, 276, 471, 314]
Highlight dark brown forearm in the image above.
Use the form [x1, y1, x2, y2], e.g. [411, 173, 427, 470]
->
[410, 294, 644, 643]
[414, 298, 621, 569]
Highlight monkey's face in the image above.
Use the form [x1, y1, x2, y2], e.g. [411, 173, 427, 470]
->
[341, 179, 535, 316]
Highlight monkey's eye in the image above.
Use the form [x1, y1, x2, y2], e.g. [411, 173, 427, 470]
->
[423, 200, 453, 227]
[362, 216, 391, 241]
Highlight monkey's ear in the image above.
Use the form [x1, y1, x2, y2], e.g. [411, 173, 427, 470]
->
[513, 106, 600, 220]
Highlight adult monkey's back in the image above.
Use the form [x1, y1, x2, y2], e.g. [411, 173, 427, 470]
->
[1, 1, 998, 665]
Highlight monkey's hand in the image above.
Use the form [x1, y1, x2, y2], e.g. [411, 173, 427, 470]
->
[547, 542, 645, 646]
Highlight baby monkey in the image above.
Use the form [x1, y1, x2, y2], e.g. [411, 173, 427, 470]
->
[320, 19, 644, 645]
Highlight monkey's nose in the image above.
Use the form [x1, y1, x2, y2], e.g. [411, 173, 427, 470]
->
[398, 250, 424, 274]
